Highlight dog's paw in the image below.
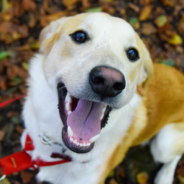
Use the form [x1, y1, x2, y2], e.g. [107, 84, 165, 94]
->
[154, 155, 181, 184]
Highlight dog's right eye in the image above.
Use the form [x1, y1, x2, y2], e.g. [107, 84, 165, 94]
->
[70, 31, 88, 43]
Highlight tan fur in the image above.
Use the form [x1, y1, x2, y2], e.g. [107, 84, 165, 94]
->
[98, 63, 184, 184]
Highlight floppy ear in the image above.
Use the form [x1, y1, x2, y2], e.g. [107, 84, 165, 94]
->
[137, 37, 153, 87]
[39, 17, 71, 54]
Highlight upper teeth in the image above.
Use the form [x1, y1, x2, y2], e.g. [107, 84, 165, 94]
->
[65, 93, 72, 113]
[100, 104, 106, 120]
[68, 126, 73, 137]
[89, 134, 100, 143]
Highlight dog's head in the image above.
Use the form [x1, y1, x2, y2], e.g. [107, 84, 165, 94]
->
[39, 13, 153, 154]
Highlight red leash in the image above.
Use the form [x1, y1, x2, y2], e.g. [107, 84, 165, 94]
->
[0, 134, 70, 175]
[0, 94, 71, 175]
[0, 94, 26, 108]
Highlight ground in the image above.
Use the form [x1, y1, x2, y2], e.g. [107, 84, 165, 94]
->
[0, 0, 184, 183]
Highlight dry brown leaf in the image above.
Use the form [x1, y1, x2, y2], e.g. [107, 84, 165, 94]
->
[16, 125, 24, 134]
[178, 14, 184, 36]
[161, 0, 175, 7]
[0, 77, 8, 90]
[22, 0, 36, 12]
[20, 170, 35, 184]
[82, 0, 91, 10]
[7, 65, 19, 79]
[0, 22, 29, 43]
[137, 172, 149, 184]
[40, 11, 67, 27]
[139, 5, 152, 21]
[142, 23, 156, 35]
[13, 1, 24, 17]
[62, 0, 79, 10]
[29, 13, 36, 28]
[0, 130, 5, 142]
[102, 3, 115, 15]
[109, 179, 118, 184]
[128, 3, 140, 13]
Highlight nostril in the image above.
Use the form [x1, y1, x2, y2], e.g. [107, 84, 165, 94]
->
[93, 76, 104, 85]
[113, 82, 124, 91]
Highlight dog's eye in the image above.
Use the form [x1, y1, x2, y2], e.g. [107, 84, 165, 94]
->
[71, 31, 88, 43]
[126, 48, 139, 62]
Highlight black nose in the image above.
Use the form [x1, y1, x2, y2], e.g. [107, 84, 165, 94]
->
[89, 66, 126, 98]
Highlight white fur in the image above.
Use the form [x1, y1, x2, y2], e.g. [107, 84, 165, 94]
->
[21, 13, 153, 184]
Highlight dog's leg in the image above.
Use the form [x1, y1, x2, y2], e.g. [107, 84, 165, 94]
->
[151, 123, 184, 184]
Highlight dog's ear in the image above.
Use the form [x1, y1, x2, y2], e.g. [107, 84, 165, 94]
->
[39, 17, 70, 54]
[137, 36, 153, 87]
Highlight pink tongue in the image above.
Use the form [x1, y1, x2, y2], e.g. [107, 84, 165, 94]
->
[67, 99, 103, 140]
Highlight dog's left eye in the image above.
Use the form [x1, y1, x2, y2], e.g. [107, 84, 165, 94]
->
[70, 31, 88, 43]
[126, 48, 139, 62]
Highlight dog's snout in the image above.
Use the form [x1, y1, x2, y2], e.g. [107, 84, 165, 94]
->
[89, 66, 125, 98]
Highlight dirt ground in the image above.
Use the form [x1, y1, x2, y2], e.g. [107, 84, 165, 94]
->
[0, 0, 184, 183]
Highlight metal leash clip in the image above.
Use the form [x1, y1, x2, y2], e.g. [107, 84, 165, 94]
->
[0, 175, 6, 182]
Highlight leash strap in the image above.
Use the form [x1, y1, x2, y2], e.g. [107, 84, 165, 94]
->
[0, 94, 26, 108]
[0, 134, 70, 175]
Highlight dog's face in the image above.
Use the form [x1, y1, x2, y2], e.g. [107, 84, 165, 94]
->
[39, 13, 153, 154]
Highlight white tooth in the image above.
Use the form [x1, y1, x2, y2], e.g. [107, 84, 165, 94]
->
[65, 93, 71, 103]
[70, 137, 72, 142]
[66, 103, 70, 111]
[68, 111, 71, 115]
[100, 113, 104, 121]
[87, 143, 90, 146]
[82, 143, 86, 147]
[74, 140, 77, 144]
[76, 142, 79, 146]
[68, 126, 73, 137]
[80, 143, 83, 147]
[89, 134, 100, 143]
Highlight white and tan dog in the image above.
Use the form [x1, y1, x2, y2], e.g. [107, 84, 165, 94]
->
[21, 12, 184, 184]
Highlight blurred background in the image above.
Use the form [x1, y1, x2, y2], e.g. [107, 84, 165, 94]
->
[0, 0, 184, 183]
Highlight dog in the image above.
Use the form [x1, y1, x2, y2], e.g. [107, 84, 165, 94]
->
[21, 12, 184, 184]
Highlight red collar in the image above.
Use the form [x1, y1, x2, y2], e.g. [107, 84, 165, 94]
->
[0, 134, 71, 175]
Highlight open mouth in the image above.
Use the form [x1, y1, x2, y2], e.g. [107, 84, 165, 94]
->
[57, 82, 112, 153]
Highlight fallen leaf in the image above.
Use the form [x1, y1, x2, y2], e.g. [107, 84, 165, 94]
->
[139, 5, 152, 21]
[129, 17, 140, 30]
[142, 23, 156, 35]
[0, 77, 8, 90]
[20, 170, 35, 184]
[62, 0, 79, 10]
[22, 0, 36, 12]
[16, 125, 24, 134]
[128, 3, 140, 13]
[1, 0, 12, 13]
[28, 13, 36, 28]
[85, 7, 102, 12]
[161, 0, 175, 7]
[154, 15, 167, 27]
[11, 76, 22, 85]
[102, 3, 115, 15]
[22, 62, 29, 70]
[40, 11, 66, 27]
[0, 130, 5, 141]
[11, 117, 21, 124]
[109, 179, 118, 184]
[178, 14, 184, 36]
[108, 170, 115, 177]
[7, 65, 19, 79]
[161, 59, 175, 66]
[137, 172, 149, 184]
[168, 34, 183, 45]
[0, 51, 8, 60]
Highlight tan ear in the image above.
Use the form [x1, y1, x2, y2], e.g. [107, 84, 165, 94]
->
[137, 37, 153, 87]
[39, 17, 71, 54]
